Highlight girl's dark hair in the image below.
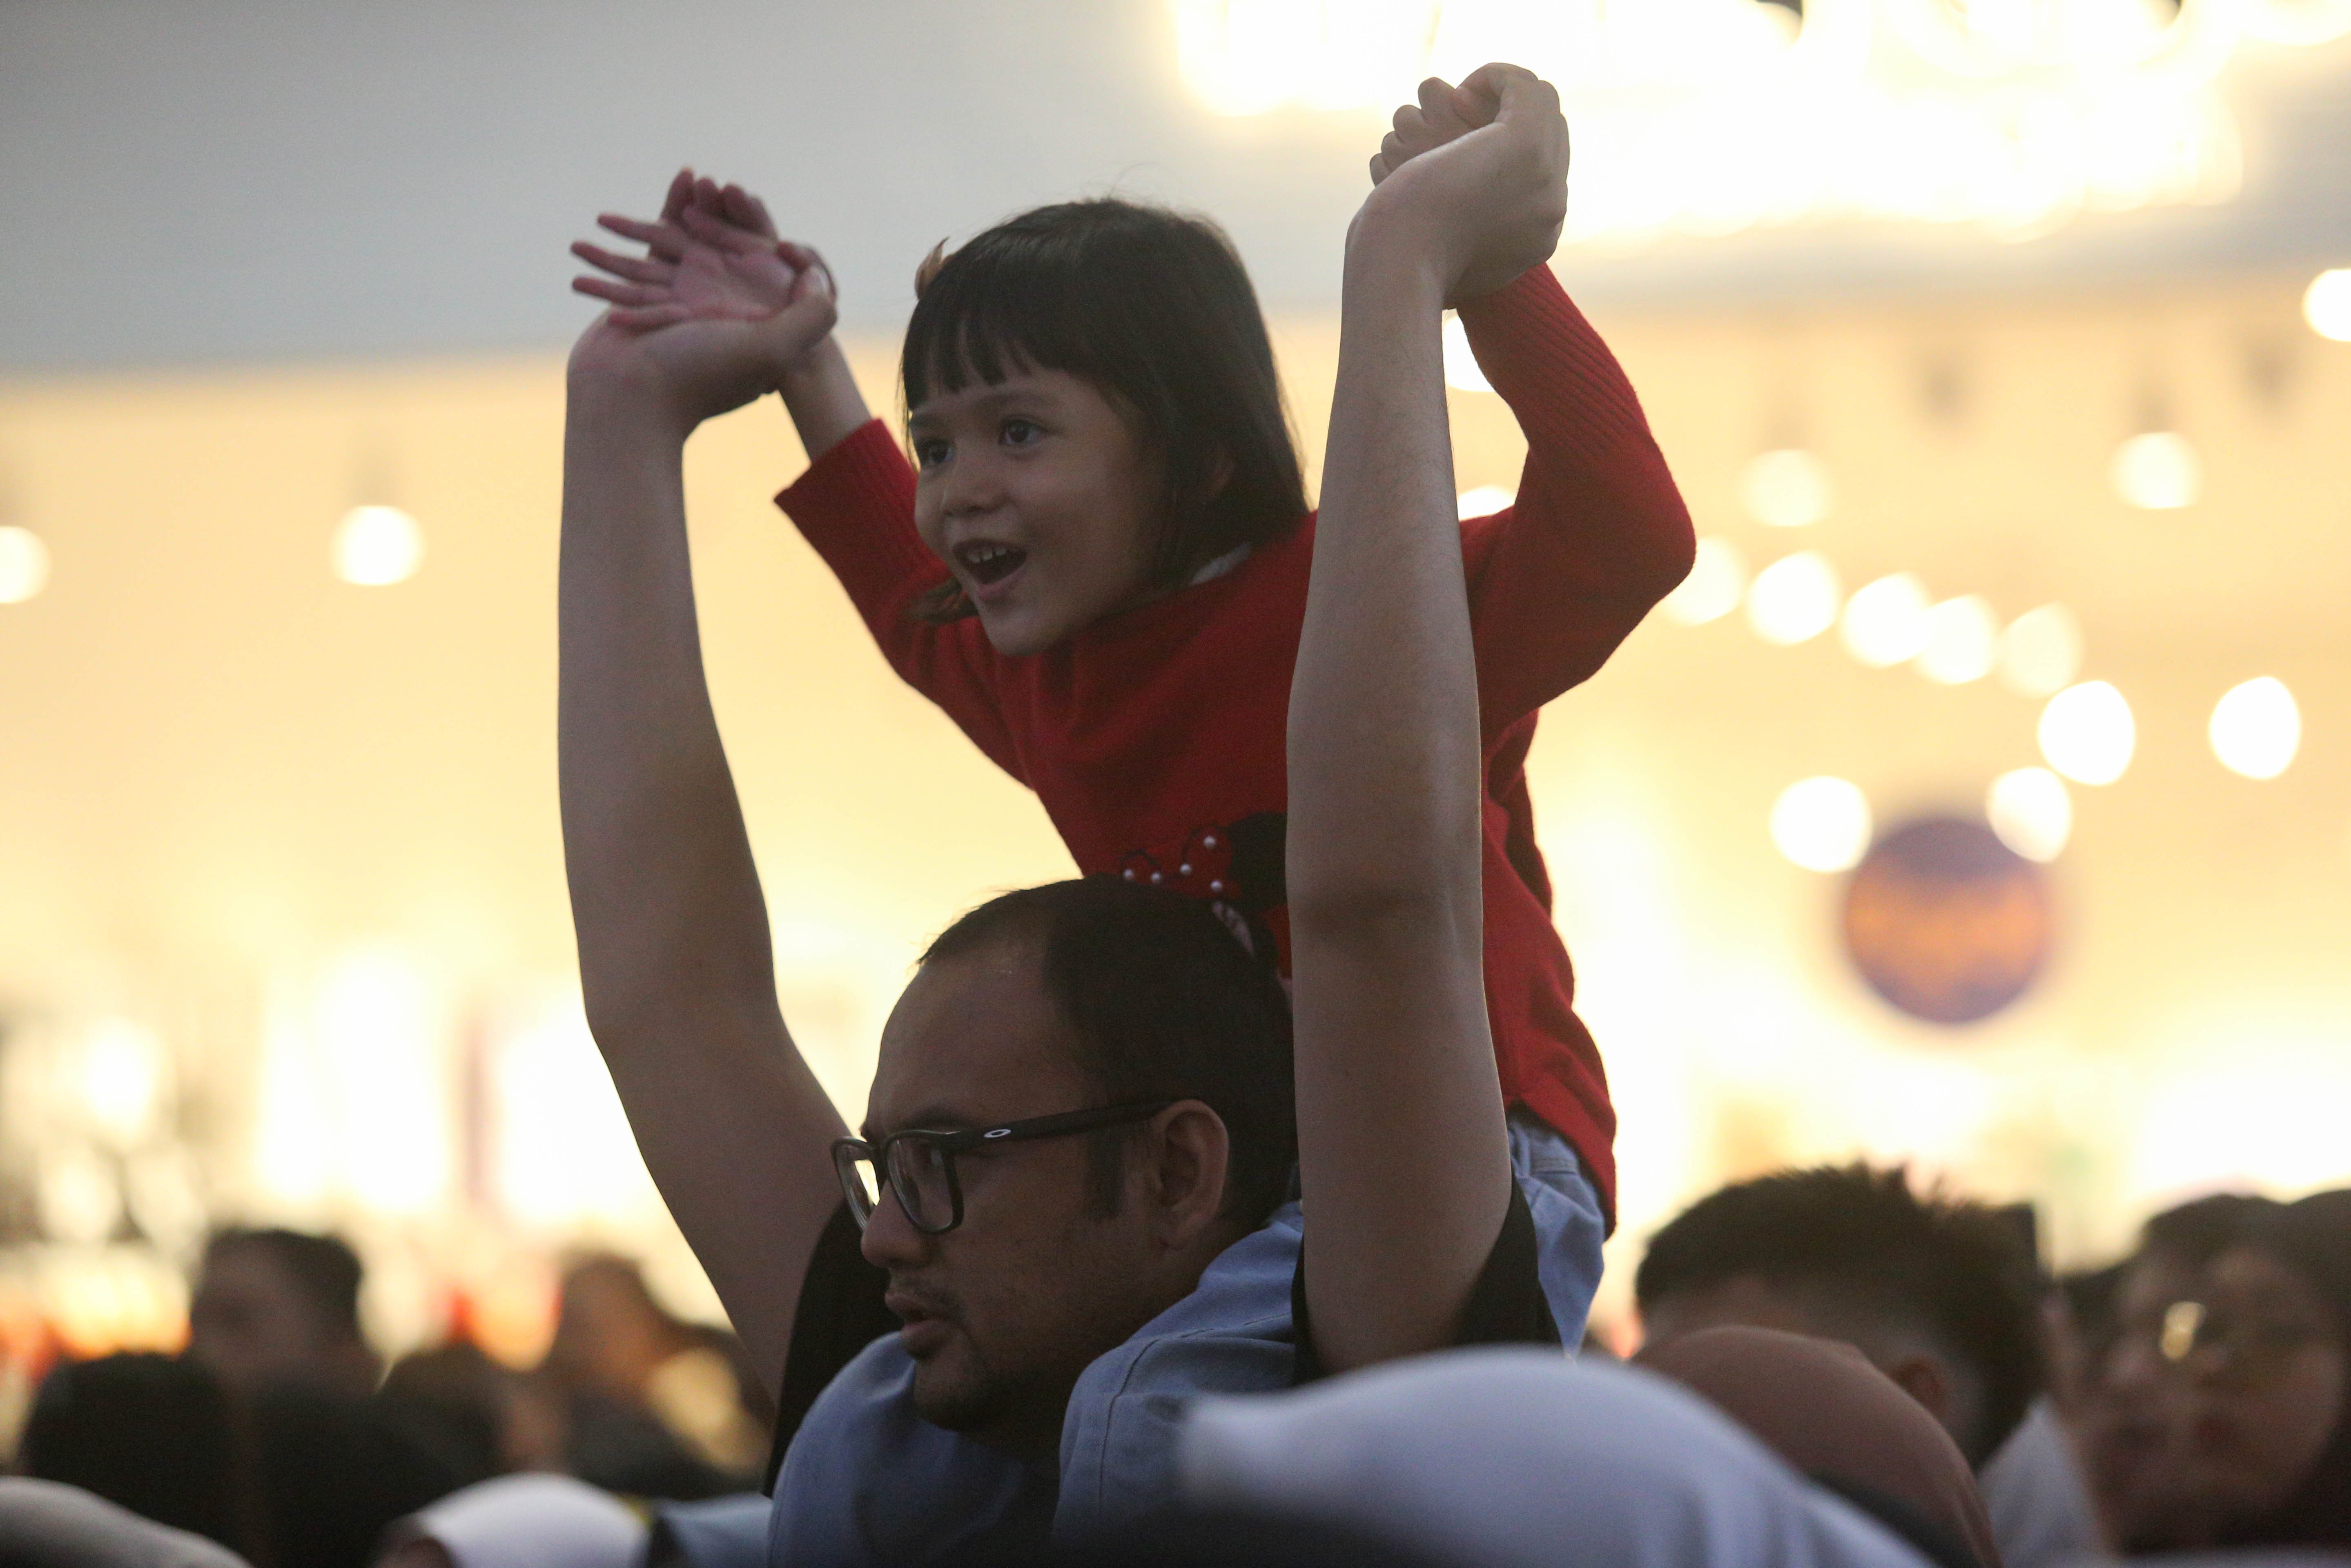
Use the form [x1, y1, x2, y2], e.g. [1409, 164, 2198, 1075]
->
[922, 878, 1296, 1227]
[900, 199, 1309, 623]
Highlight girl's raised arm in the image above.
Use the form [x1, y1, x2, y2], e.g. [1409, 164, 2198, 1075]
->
[1285, 65, 1568, 1374]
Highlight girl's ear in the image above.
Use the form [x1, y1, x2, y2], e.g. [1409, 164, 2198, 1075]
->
[914, 239, 951, 298]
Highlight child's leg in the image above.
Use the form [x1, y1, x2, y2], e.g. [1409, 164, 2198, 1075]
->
[1507, 1109, 1607, 1347]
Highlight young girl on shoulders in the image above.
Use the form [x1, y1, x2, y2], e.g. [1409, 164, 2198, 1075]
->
[570, 68, 1692, 1344]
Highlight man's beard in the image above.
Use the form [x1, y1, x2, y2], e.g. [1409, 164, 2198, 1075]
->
[911, 1350, 1016, 1434]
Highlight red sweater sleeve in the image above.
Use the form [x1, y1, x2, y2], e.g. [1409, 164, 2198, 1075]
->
[775, 421, 1025, 782]
[1457, 267, 1695, 742]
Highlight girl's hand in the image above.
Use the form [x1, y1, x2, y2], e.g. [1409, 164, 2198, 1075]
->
[1353, 64, 1568, 304]
[567, 169, 839, 432]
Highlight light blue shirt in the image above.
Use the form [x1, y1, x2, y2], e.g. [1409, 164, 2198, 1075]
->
[768, 1116, 1602, 1566]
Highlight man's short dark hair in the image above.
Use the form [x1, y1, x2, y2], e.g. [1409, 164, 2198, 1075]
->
[1634, 1163, 2044, 1463]
[923, 878, 1296, 1227]
[206, 1226, 367, 1343]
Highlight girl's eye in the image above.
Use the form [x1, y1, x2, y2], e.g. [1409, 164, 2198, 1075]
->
[1001, 418, 1043, 448]
[913, 438, 952, 469]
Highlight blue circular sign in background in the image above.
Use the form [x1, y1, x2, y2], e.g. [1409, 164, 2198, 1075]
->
[1842, 816, 2054, 1026]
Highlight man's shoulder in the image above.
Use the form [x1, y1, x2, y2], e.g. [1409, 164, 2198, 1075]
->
[1055, 1202, 1306, 1541]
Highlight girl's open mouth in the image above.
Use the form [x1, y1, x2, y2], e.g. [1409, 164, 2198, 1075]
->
[954, 540, 1028, 587]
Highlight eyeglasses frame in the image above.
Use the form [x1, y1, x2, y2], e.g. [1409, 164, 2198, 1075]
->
[832, 1099, 1179, 1236]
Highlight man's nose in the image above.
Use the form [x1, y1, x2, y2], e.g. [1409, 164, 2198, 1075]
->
[858, 1187, 928, 1270]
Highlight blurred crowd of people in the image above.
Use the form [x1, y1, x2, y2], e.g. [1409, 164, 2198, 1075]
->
[3, 1166, 2343, 1565]
[2, 1233, 773, 1566]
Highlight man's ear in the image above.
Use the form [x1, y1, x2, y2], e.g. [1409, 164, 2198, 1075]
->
[1883, 1350, 1957, 1428]
[1143, 1100, 1232, 1249]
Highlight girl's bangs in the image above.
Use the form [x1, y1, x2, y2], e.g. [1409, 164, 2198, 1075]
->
[903, 256, 1095, 410]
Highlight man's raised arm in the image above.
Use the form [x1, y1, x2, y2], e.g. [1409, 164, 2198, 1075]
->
[1285, 66, 1569, 1375]
[559, 174, 849, 1393]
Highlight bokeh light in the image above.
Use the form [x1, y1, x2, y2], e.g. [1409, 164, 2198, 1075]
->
[333, 504, 425, 586]
[2304, 268, 2351, 342]
[1771, 776, 1873, 873]
[1443, 315, 1494, 394]
[1740, 448, 1834, 528]
[2208, 676, 2300, 779]
[1456, 484, 1514, 521]
[1839, 573, 1931, 666]
[2111, 431, 2201, 510]
[77, 1020, 169, 1150]
[1916, 595, 2000, 684]
[1747, 551, 1841, 644]
[0, 526, 51, 604]
[1986, 767, 2074, 862]
[2039, 681, 2136, 785]
[1997, 604, 2084, 697]
[1662, 536, 1747, 625]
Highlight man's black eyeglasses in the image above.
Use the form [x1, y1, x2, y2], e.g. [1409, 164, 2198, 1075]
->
[832, 1100, 1177, 1236]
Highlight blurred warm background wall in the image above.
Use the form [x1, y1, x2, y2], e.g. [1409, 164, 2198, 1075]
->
[2, 0, 2347, 1417]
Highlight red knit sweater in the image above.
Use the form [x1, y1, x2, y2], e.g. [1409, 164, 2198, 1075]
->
[778, 265, 1692, 1223]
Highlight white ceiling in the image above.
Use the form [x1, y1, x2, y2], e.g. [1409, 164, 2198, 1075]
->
[4, 0, 2351, 372]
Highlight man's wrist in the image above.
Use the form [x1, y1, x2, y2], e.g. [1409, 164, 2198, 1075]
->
[565, 373, 700, 450]
[1341, 208, 1451, 316]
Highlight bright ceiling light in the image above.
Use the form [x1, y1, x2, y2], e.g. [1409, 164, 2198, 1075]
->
[2209, 676, 2300, 779]
[2039, 681, 2135, 785]
[1771, 776, 1873, 873]
[1444, 316, 1494, 394]
[1986, 767, 2073, 862]
[80, 1020, 170, 1149]
[1663, 536, 1747, 626]
[1840, 573, 1932, 666]
[1916, 595, 2000, 684]
[1747, 551, 1841, 644]
[1997, 604, 2083, 697]
[1457, 484, 1513, 521]
[334, 505, 424, 586]
[0, 526, 51, 604]
[1740, 448, 1834, 527]
[2111, 431, 2201, 510]
[2304, 268, 2351, 342]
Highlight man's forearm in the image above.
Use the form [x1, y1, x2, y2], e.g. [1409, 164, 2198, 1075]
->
[1289, 226, 1484, 935]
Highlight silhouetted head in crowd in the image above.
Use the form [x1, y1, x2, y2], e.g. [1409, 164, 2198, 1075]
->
[2198, 1189, 2351, 1547]
[545, 1254, 694, 1404]
[2081, 1189, 2278, 1548]
[851, 877, 1295, 1462]
[379, 1340, 517, 1487]
[20, 1352, 247, 1549]
[1638, 1325, 2001, 1568]
[1634, 1163, 2043, 1466]
[2093, 1188, 2351, 1552]
[188, 1225, 380, 1399]
[19, 1350, 462, 1568]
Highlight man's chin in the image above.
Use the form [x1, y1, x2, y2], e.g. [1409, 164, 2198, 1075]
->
[909, 1357, 1007, 1434]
